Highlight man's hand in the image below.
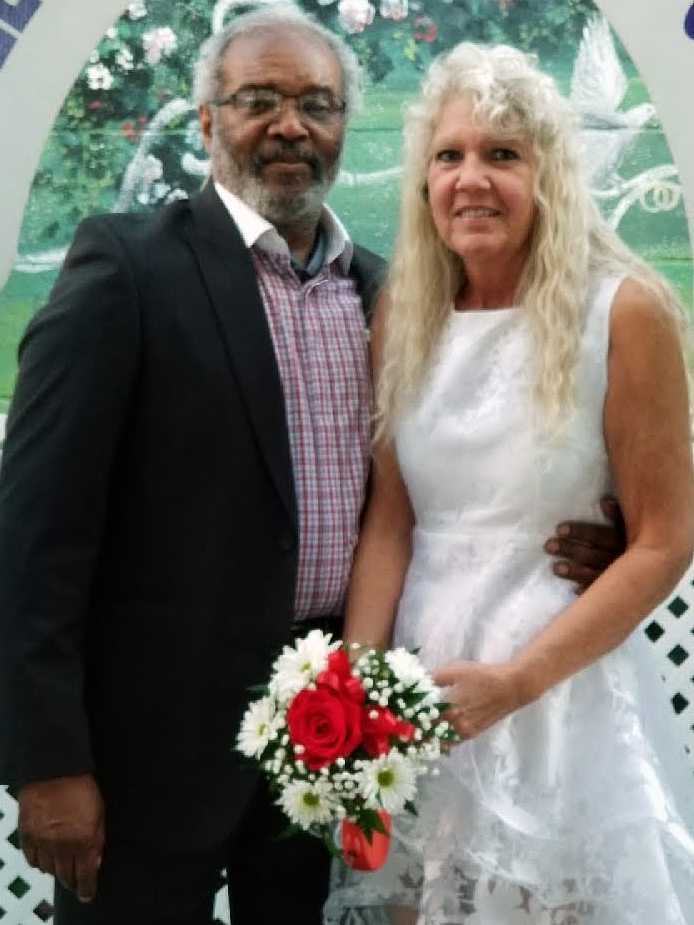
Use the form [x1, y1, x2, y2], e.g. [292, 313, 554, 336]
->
[18, 774, 105, 903]
[544, 496, 627, 592]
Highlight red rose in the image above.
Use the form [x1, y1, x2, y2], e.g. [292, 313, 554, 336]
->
[361, 705, 416, 758]
[287, 687, 362, 769]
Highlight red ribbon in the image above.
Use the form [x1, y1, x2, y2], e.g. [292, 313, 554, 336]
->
[342, 810, 392, 871]
[362, 705, 416, 757]
[316, 649, 365, 705]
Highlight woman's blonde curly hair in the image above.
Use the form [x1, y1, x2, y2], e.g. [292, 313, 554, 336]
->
[377, 42, 688, 438]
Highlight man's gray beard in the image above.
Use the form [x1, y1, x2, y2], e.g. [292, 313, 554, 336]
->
[211, 134, 339, 230]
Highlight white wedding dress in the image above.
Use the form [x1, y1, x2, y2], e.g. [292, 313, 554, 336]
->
[324, 274, 694, 925]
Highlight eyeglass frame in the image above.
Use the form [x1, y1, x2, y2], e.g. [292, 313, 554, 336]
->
[208, 84, 347, 125]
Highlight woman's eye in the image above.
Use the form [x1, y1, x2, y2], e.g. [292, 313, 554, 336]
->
[435, 149, 461, 163]
[490, 147, 519, 161]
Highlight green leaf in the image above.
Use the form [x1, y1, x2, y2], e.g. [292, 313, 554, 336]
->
[322, 828, 343, 859]
[275, 822, 303, 842]
[359, 809, 388, 837]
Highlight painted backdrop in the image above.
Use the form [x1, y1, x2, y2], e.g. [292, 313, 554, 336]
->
[1, 3, 694, 923]
[0, 0, 693, 414]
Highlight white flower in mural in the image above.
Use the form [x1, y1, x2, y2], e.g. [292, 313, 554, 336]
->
[128, 1, 147, 20]
[142, 26, 178, 65]
[379, 0, 408, 21]
[184, 119, 204, 152]
[142, 154, 163, 184]
[166, 188, 189, 203]
[105, 26, 118, 40]
[337, 0, 375, 34]
[88, 50, 100, 64]
[152, 181, 171, 200]
[116, 47, 134, 72]
[86, 63, 114, 91]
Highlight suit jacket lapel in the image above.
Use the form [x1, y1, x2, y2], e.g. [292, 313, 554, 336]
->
[185, 183, 297, 527]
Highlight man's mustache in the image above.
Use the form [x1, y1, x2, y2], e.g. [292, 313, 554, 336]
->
[252, 144, 323, 179]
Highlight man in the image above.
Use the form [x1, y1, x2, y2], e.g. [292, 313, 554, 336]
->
[0, 6, 622, 924]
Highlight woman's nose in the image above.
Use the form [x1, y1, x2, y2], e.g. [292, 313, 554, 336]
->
[454, 156, 491, 189]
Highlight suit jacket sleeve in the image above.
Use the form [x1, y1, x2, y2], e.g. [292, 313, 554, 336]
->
[0, 215, 140, 786]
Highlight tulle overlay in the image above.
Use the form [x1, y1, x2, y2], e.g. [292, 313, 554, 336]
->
[324, 276, 694, 924]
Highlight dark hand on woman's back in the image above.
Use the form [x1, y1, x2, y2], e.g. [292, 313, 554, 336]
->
[544, 496, 626, 592]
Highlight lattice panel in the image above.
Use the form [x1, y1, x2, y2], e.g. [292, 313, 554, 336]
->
[643, 565, 694, 762]
[0, 791, 54, 924]
[0, 409, 693, 922]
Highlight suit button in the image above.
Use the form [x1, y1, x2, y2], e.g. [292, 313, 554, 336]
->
[278, 534, 295, 551]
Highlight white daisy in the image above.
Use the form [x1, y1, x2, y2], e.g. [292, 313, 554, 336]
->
[277, 779, 336, 830]
[384, 648, 435, 692]
[359, 749, 418, 815]
[269, 629, 340, 703]
[236, 696, 283, 759]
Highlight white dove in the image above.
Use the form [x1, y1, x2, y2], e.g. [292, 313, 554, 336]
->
[570, 14, 656, 193]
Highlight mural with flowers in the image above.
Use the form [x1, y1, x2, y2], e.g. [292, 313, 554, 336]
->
[0, 0, 691, 410]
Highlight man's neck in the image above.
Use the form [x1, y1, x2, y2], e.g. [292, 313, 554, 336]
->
[276, 218, 322, 266]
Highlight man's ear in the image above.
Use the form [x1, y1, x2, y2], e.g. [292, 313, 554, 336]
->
[198, 103, 213, 154]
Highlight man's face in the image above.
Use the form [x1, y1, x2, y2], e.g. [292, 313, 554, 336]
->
[199, 27, 346, 227]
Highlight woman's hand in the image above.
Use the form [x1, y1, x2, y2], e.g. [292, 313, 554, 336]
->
[431, 660, 523, 739]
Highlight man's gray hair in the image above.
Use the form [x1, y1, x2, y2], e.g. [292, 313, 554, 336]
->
[191, 3, 362, 117]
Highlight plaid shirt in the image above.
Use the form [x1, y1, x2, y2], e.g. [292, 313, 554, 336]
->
[214, 184, 372, 620]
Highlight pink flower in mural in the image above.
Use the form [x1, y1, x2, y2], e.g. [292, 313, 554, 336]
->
[121, 121, 140, 142]
[142, 26, 178, 65]
[337, 0, 376, 34]
[414, 15, 438, 43]
[380, 0, 408, 22]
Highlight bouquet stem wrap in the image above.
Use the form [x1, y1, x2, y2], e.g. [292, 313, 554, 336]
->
[342, 809, 391, 870]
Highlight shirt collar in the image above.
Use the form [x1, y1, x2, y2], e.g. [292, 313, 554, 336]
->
[213, 180, 353, 274]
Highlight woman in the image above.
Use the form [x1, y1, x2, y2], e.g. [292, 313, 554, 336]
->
[325, 43, 694, 925]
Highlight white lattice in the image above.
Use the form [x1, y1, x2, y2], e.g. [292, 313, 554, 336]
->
[0, 790, 53, 924]
[642, 564, 694, 762]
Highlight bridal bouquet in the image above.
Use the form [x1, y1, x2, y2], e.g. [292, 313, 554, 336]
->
[236, 629, 457, 869]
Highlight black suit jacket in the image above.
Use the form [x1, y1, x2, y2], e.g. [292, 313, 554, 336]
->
[0, 182, 385, 848]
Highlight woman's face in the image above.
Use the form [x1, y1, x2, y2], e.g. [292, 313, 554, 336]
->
[426, 95, 537, 277]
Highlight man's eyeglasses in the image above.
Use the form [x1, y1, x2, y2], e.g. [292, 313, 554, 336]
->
[209, 86, 346, 126]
